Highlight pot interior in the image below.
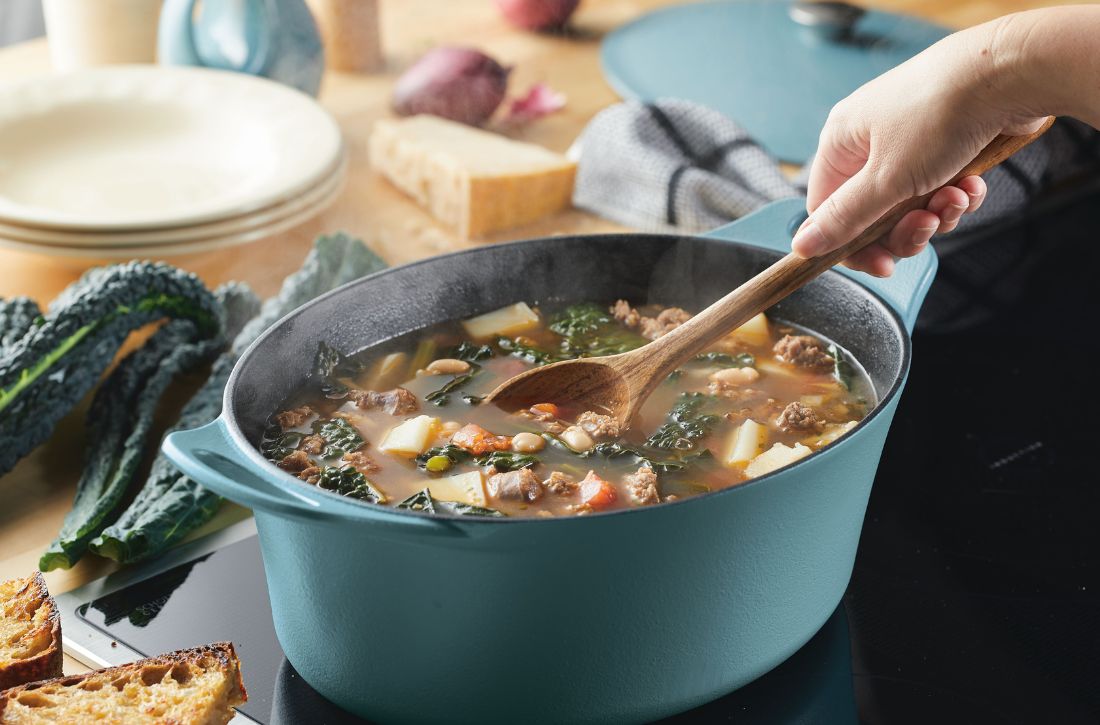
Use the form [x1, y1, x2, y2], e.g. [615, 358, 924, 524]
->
[228, 234, 908, 452]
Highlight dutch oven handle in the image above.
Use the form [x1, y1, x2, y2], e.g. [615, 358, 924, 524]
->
[163, 418, 334, 521]
[703, 197, 936, 333]
[163, 417, 477, 538]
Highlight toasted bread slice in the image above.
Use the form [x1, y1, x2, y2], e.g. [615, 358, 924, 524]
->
[0, 642, 246, 725]
[0, 573, 62, 691]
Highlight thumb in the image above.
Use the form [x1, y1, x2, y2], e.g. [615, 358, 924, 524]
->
[791, 167, 892, 258]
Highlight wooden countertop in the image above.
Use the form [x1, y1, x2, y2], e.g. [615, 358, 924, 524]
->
[0, 0, 1058, 675]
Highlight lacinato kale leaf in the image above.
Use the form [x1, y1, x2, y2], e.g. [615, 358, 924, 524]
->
[415, 444, 473, 470]
[827, 343, 854, 390]
[644, 392, 721, 451]
[315, 466, 386, 503]
[496, 336, 560, 365]
[586, 442, 713, 474]
[446, 342, 494, 362]
[0, 262, 225, 478]
[315, 417, 364, 456]
[92, 233, 387, 564]
[395, 487, 505, 517]
[425, 364, 480, 406]
[39, 312, 230, 571]
[475, 451, 539, 471]
[691, 351, 755, 368]
[395, 488, 434, 512]
[0, 297, 42, 350]
[549, 302, 647, 357]
[261, 426, 304, 462]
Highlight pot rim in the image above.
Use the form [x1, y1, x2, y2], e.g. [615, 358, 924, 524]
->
[223, 232, 913, 525]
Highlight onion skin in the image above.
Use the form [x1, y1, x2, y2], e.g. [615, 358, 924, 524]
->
[495, 0, 581, 30]
[391, 47, 510, 126]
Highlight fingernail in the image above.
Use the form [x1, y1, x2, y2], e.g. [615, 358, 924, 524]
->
[791, 221, 828, 257]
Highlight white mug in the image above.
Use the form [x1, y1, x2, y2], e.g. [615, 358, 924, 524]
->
[43, 0, 163, 71]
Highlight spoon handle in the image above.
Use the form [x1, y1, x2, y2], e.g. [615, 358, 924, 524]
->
[627, 117, 1056, 381]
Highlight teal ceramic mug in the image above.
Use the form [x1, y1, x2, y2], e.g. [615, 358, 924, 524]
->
[164, 199, 935, 722]
[159, 0, 324, 95]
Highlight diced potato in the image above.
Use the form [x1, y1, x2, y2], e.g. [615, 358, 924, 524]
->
[378, 415, 440, 457]
[363, 351, 407, 390]
[723, 419, 768, 467]
[429, 470, 487, 507]
[731, 312, 770, 346]
[803, 420, 858, 448]
[800, 394, 826, 407]
[745, 442, 812, 478]
[462, 302, 539, 339]
[754, 357, 801, 380]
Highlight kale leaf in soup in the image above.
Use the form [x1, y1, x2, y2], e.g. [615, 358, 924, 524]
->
[260, 300, 874, 518]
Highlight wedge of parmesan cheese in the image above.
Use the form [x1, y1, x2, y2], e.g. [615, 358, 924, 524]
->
[369, 115, 577, 238]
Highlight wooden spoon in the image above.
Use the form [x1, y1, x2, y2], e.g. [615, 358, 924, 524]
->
[485, 117, 1055, 428]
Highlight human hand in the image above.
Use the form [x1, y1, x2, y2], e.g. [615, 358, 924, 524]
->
[791, 17, 1048, 276]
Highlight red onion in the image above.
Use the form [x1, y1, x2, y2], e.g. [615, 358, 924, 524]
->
[391, 47, 510, 127]
[495, 0, 581, 30]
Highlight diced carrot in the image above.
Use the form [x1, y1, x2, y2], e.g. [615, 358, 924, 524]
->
[530, 403, 563, 418]
[450, 423, 512, 455]
[580, 470, 617, 509]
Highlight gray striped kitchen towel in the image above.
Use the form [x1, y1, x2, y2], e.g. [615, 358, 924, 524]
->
[572, 98, 1100, 236]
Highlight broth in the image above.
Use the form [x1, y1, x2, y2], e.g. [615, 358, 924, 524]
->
[260, 300, 874, 517]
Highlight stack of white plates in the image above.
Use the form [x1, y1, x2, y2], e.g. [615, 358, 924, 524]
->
[0, 66, 345, 258]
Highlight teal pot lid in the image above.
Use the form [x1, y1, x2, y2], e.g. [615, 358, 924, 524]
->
[601, 0, 948, 163]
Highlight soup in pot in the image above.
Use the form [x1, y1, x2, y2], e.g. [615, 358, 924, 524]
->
[260, 300, 873, 517]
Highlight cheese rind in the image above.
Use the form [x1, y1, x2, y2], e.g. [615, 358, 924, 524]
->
[369, 115, 576, 238]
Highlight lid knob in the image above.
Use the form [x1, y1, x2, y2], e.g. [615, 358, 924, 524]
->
[788, 1, 866, 40]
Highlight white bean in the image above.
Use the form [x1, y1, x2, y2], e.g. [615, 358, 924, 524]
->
[709, 367, 761, 385]
[439, 420, 462, 436]
[561, 426, 594, 452]
[426, 358, 471, 375]
[512, 431, 545, 453]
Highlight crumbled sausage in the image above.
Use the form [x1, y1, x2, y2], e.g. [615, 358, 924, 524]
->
[610, 299, 641, 328]
[273, 405, 313, 430]
[299, 466, 321, 484]
[543, 471, 578, 496]
[487, 468, 544, 502]
[773, 335, 834, 370]
[624, 466, 659, 505]
[300, 434, 326, 455]
[277, 450, 311, 473]
[640, 307, 691, 340]
[576, 411, 621, 440]
[341, 450, 380, 474]
[349, 387, 419, 415]
[612, 301, 692, 340]
[776, 402, 823, 433]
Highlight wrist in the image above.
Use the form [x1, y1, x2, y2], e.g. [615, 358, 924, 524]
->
[957, 15, 1042, 124]
[971, 8, 1100, 127]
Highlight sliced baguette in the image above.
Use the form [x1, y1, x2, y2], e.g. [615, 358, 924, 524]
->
[0, 574, 62, 691]
[0, 642, 247, 725]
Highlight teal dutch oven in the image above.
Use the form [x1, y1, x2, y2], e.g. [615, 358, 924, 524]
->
[163, 198, 935, 723]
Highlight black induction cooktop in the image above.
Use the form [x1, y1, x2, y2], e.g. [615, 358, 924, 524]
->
[64, 188, 1100, 724]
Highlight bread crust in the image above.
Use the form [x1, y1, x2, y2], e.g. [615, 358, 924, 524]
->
[0, 573, 62, 691]
[0, 641, 247, 723]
